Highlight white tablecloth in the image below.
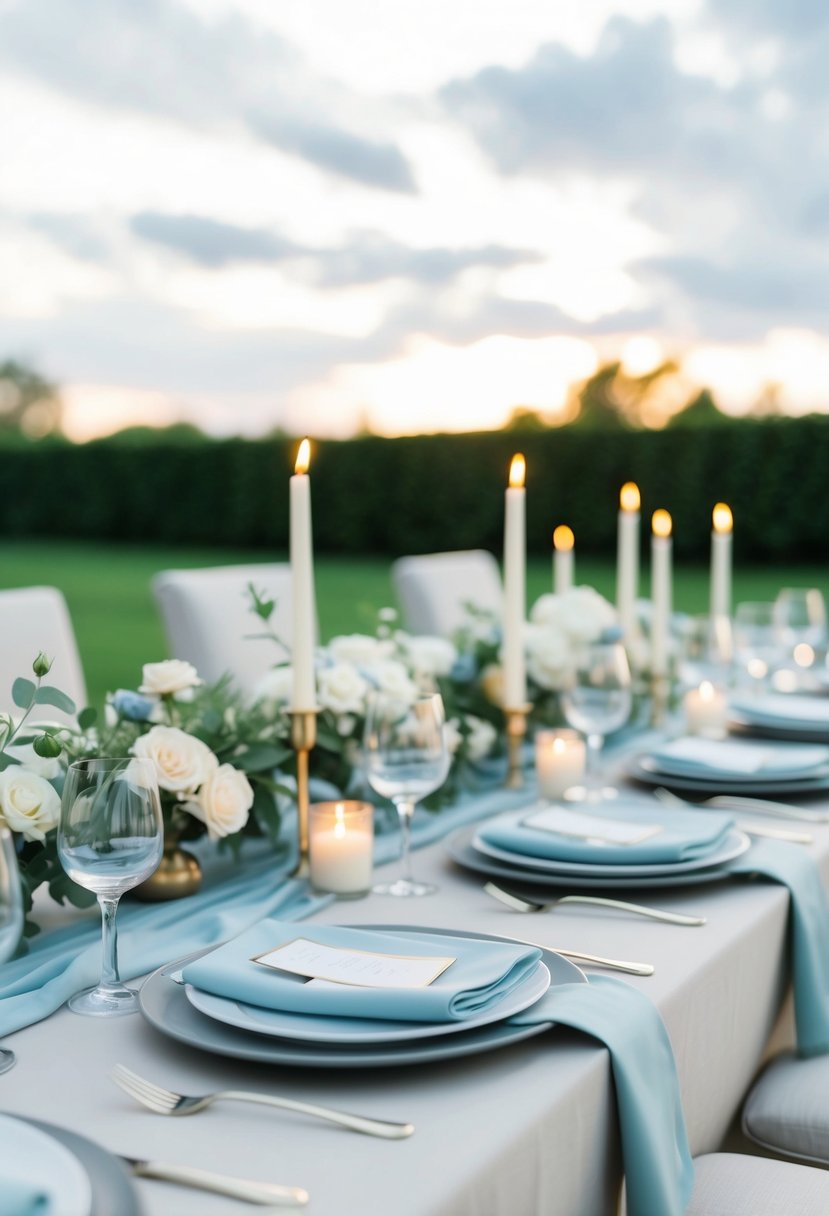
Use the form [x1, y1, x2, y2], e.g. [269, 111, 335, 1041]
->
[3, 802, 823, 1216]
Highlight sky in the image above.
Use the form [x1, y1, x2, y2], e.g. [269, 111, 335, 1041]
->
[1, 0, 828, 440]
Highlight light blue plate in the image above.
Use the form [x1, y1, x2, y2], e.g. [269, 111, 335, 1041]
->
[448, 826, 748, 889]
[139, 927, 586, 1069]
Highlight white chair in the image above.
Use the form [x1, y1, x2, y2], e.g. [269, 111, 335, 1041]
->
[152, 564, 295, 696]
[742, 1052, 829, 1168]
[0, 587, 86, 722]
[686, 1152, 829, 1214]
[392, 550, 503, 637]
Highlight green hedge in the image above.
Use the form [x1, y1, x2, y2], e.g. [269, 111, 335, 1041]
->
[3, 415, 827, 560]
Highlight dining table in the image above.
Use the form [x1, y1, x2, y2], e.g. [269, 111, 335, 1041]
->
[2, 758, 824, 1216]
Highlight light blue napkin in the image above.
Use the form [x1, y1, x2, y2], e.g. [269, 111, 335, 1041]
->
[477, 801, 734, 865]
[730, 692, 829, 729]
[727, 839, 829, 1057]
[183, 920, 541, 1022]
[0, 1180, 50, 1216]
[511, 975, 694, 1216]
[647, 736, 829, 779]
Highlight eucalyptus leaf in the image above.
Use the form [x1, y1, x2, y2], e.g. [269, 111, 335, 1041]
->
[77, 706, 97, 730]
[233, 744, 292, 772]
[12, 677, 36, 709]
[34, 685, 76, 714]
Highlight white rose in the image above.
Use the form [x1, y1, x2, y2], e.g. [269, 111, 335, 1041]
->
[139, 660, 203, 697]
[254, 666, 294, 705]
[328, 634, 393, 667]
[465, 715, 497, 761]
[133, 726, 217, 794]
[524, 623, 572, 691]
[317, 663, 369, 716]
[0, 768, 60, 843]
[531, 588, 617, 645]
[445, 717, 463, 755]
[397, 634, 457, 679]
[185, 763, 253, 841]
[370, 660, 418, 704]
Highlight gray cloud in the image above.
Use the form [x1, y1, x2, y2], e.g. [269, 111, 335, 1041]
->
[30, 214, 110, 263]
[0, 0, 416, 194]
[130, 213, 302, 268]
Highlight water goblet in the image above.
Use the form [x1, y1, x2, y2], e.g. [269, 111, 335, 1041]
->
[733, 602, 781, 691]
[560, 640, 632, 801]
[773, 588, 827, 668]
[58, 757, 163, 1016]
[364, 692, 450, 897]
[677, 613, 734, 693]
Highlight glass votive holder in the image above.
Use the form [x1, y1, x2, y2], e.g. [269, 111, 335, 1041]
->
[535, 728, 586, 801]
[683, 680, 728, 739]
[309, 801, 374, 898]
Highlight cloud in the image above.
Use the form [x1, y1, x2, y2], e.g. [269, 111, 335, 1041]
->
[130, 213, 301, 268]
[0, 0, 416, 193]
[29, 214, 110, 264]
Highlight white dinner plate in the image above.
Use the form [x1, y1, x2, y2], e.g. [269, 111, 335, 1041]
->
[472, 817, 752, 877]
[0, 1113, 93, 1216]
[184, 956, 551, 1043]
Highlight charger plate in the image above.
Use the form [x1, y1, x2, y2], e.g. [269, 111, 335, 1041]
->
[140, 926, 585, 1069]
[447, 825, 750, 890]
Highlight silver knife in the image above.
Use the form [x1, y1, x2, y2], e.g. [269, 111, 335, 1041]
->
[120, 1157, 309, 1206]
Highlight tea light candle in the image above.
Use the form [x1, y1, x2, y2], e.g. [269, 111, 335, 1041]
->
[683, 680, 728, 739]
[553, 525, 575, 595]
[535, 729, 587, 800]
[309, 801, 374, 897]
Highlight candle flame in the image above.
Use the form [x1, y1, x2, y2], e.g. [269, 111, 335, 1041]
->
[295, 437, 311, 475]
[334, 802, 346, 839]
[553, 737, 566, 754]
[553, 525, 574, 552]
[508, 453, 525, 488]
[620, 482, 640, 512]
[712, 502, 733, 534]
[652, 509, 672, 538]
[699, 680, 715, 701]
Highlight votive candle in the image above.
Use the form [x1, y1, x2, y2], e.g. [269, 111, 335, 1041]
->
[309, 801, 374, 897]
[535, 729, 586, 800]
[683, 680, 728, 739]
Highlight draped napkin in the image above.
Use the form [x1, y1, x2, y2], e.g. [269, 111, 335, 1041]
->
[511, 975, 694, 1216]
[477, 801, 734, 865]
[727, 839, 829, 1056]
[646, 737, 829, 779]
[182, 920, 541, 1022]
[731, 692, 829, 728]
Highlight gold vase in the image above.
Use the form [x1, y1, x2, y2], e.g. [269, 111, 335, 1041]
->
[135, 836, 202, 902]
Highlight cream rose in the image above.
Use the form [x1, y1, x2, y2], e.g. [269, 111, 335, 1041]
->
[370, 660, 418, 704]
[328, 634, 393, 667]
[185, 763, 254, 841]
[139, 660, 203, 697]
[524, 623, 572, 691]
[317, 662, 369, 716]
[0, 768, 60, 843]
[465, 715, 497, 761]
[397, 634, 457, 679]
[254, 666, 294, 705]
[133, 726, 217, 794]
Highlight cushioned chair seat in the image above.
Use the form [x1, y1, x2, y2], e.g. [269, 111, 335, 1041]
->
[687, 1153, 829, 1215]
[392, 550, 502, 637]
[743, 1052, 829, 1166]
[0, 586, 86, 722]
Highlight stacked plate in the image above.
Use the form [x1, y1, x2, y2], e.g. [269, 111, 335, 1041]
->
[729, 692, 829, 745]
[631, 734, 829, 796]
[447, 797, 751, 891]
[139, 923, 587, 1069]
[0, 1113, 140, 1216]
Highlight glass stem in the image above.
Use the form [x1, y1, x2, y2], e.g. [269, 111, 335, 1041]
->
[99, 896, 122, 991]
[394, 800, 415, 883]
[585, 734, 604, 796]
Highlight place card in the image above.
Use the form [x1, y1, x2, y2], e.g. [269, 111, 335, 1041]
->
[252, 938, 456, 989]
[523, 806, 663, 846]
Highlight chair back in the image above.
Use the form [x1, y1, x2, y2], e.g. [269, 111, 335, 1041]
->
[392, 550, 503, 637]
[152, 564, 296, 695]
[0, 587, 86, 721]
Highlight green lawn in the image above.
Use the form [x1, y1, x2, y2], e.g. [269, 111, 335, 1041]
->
[2, 539, 827, 709]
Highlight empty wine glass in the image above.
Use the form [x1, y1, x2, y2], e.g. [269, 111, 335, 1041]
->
[734, 602, 781, 691]
[58, 757, 163, 1016]
[364, 692, 450, 897]
[560, 640, 632, 801]
[0, 827, 24, 1072]
[677, 614, 734, 692]
[773, 588, 827, 667]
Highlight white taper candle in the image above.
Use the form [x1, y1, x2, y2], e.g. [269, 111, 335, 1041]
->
[617, 482, 640, 640]
[503, 453, 527, 708]
[290, 438, 318, 711]
[651, 509, 672, 677]
[710, 503, 733, 620]
[553, 525, 574, 595]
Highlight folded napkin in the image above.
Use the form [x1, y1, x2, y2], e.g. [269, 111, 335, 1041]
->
[511, 975, 694, 1216]
[648, 737, 829, 778]
[727, 839, 829, 1057]
[183, 921, 542, 1022]
[731, 692, 829, 728]
[0, 1180, 50, 1216]
[477, 800, 734, 865]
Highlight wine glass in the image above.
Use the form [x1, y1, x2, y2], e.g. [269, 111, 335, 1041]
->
[733, 602, 781, 691]
[364, 692, 450, 897]
[773, 588, 827, 667]
[560, 640, 632, 801]
[677, 614, 734, 693]
[0, 827, 23, 1071]
[58, 757, 163, 1016]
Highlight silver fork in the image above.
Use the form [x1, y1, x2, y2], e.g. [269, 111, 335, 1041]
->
[484, 881, 706, 926]
[112, 1064, 414, 1139]
[653, 788, 814, 843]
[120, 1156, 309, 1207]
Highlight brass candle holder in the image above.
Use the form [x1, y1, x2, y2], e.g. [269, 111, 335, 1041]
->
[290, 709, 318, 877]
[503, 704, 532, 789]
[650, 673, 670, 728]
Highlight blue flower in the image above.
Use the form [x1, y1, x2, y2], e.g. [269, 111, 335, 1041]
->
[450, 654, 477, 683]
[111, 689, 157, 722]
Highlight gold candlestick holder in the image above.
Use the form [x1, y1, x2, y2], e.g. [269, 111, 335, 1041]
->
[503, 704, 532, 789]
[290, 709, 318, 877]
[650, 674, 670, 728]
